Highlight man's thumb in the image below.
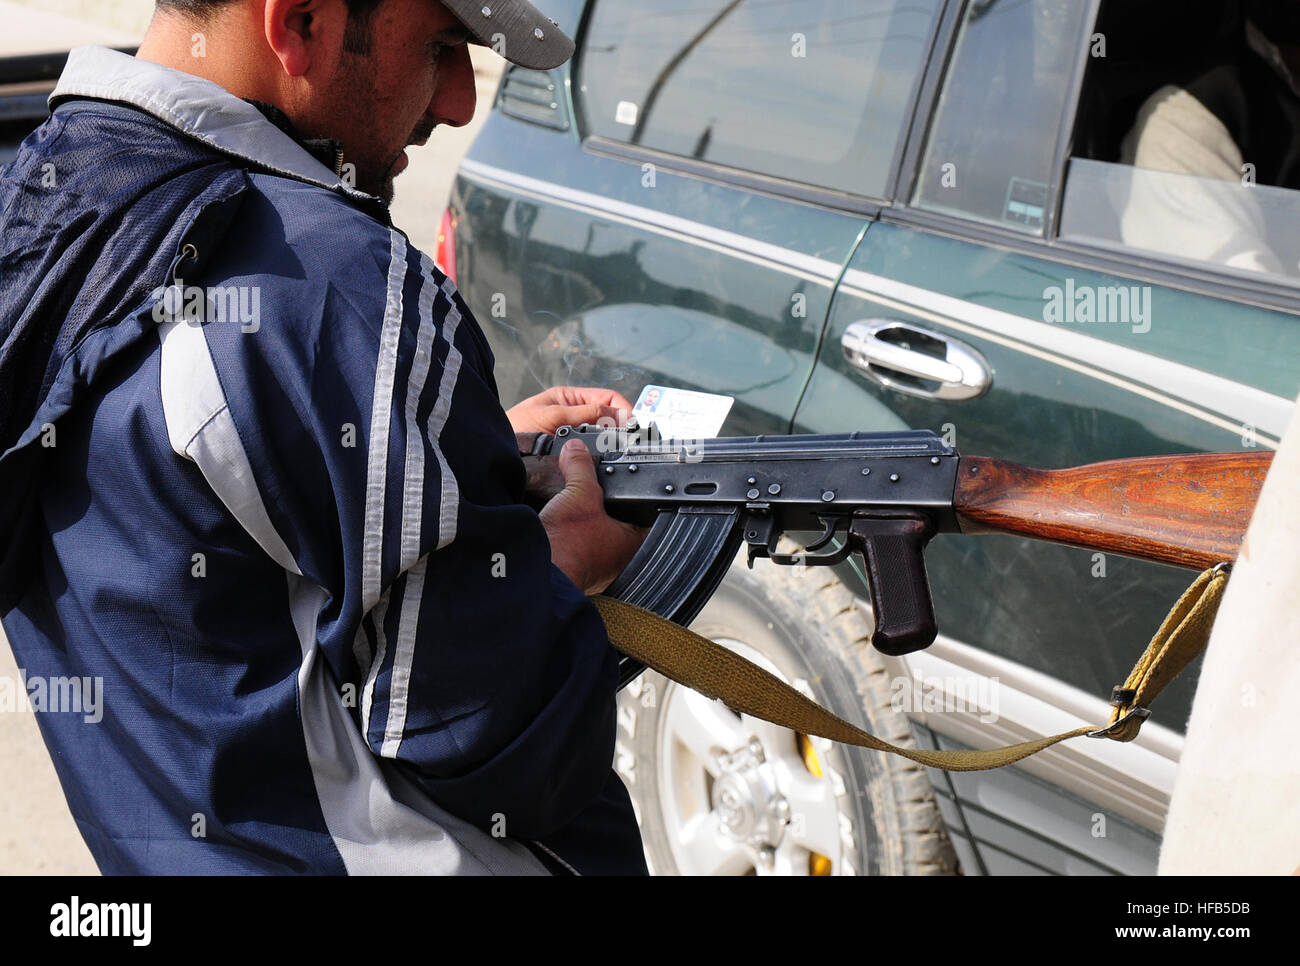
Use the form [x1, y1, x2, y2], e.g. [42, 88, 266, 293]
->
[557, 438, 599, 492]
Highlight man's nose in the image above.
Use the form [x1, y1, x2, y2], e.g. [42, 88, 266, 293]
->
[430, 42, 477, 128]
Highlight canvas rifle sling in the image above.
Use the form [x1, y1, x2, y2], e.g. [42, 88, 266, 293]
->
[592, 564, 1229, 771]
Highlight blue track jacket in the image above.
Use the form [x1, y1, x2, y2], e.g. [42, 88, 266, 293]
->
[0, 47, 646, 875]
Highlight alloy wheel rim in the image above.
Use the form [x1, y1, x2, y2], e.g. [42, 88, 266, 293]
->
[654, 637, 856, 875]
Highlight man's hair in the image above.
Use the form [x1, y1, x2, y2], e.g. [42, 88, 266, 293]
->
[155, 0, 387, 53]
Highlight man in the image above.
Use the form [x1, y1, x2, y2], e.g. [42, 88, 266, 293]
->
[0, 0, 648, 874]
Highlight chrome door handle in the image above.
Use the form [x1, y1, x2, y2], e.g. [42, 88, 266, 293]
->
[841, 319, 992, 401]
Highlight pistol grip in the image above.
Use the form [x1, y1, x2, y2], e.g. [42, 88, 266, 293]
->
[850, 514, 938, 656]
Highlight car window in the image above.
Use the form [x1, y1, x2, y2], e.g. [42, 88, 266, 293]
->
[1060, 1, 1300, 282]
[576, 0, 942, 198]
[911, 0, 1093, 234]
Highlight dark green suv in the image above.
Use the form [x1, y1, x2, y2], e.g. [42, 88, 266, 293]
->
[444, 0, 1300, 875]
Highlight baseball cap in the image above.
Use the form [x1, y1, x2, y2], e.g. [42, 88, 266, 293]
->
[440, 0, 576, 71]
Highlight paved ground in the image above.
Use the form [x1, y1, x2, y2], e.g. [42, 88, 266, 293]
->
[0, 4, 504, 875]
[0, 626, 95, 873]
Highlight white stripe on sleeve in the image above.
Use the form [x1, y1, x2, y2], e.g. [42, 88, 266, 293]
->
[398, 260, 442, 573]
[361, 229, 408, 613]
[380, 265, 465, 756]
[429, 275, 464, 549]
[360, 590, 391, 739]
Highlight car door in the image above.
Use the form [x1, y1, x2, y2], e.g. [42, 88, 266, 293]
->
[453, 0, 942, 435]
[793, 0, 1300, 874]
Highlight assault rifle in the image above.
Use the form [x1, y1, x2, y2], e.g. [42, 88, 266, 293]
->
[518, 423, 1271, 688]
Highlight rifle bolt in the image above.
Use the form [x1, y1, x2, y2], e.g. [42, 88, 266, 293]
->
[664, 484, 675, 493]
[890, 473, 900, 482]
[747, 489, 760, 500]
[861, 467, 871, 476]
[821, 490, 835, 502]
[767, 483, 781, 495]
[628, 464, 638, 472]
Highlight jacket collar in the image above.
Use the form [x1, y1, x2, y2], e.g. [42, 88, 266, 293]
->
[245, 99, 345, 176]
[51, 46, 382, 206]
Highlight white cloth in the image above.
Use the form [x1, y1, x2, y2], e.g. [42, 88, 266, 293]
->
[1159, 391, 1300, 874]
[1120, 84, 1285, 276]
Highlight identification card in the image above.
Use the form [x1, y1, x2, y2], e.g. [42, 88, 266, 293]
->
[631, 385, 734, 440]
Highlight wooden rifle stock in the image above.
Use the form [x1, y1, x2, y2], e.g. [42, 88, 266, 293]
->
[954, 451, 1272, 569]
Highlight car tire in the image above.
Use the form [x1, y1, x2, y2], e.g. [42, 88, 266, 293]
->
[614, 556, 960, 876]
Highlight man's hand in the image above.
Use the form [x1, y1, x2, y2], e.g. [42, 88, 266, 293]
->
[540, 439, 647, 596]
[507, 386, 634, 436]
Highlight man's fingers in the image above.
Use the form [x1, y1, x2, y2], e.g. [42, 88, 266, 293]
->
[560, 387, 633, 409]
[543, 438, 647, 595]
[593, 389, 635, 413]
[547, 403, 630, 429]
[562, 388, 635, 415]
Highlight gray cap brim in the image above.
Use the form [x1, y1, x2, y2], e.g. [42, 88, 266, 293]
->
[441, 0, 576, 70]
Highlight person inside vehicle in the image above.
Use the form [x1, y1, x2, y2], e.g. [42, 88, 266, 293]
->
[1118, 0, 1300, 276]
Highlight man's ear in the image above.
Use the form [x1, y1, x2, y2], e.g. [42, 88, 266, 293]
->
[265, 0, 344, 77]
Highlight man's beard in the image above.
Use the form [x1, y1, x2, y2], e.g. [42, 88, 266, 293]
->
[329, 40, 439, 204]
[339, 135, 392, 203]
[330, 49, 398, 204]
[360, 118, 439, 205]
[371, 160, 399, 205]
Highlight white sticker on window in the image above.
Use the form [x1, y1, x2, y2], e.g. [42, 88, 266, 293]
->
[615, 100, 639, 126]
